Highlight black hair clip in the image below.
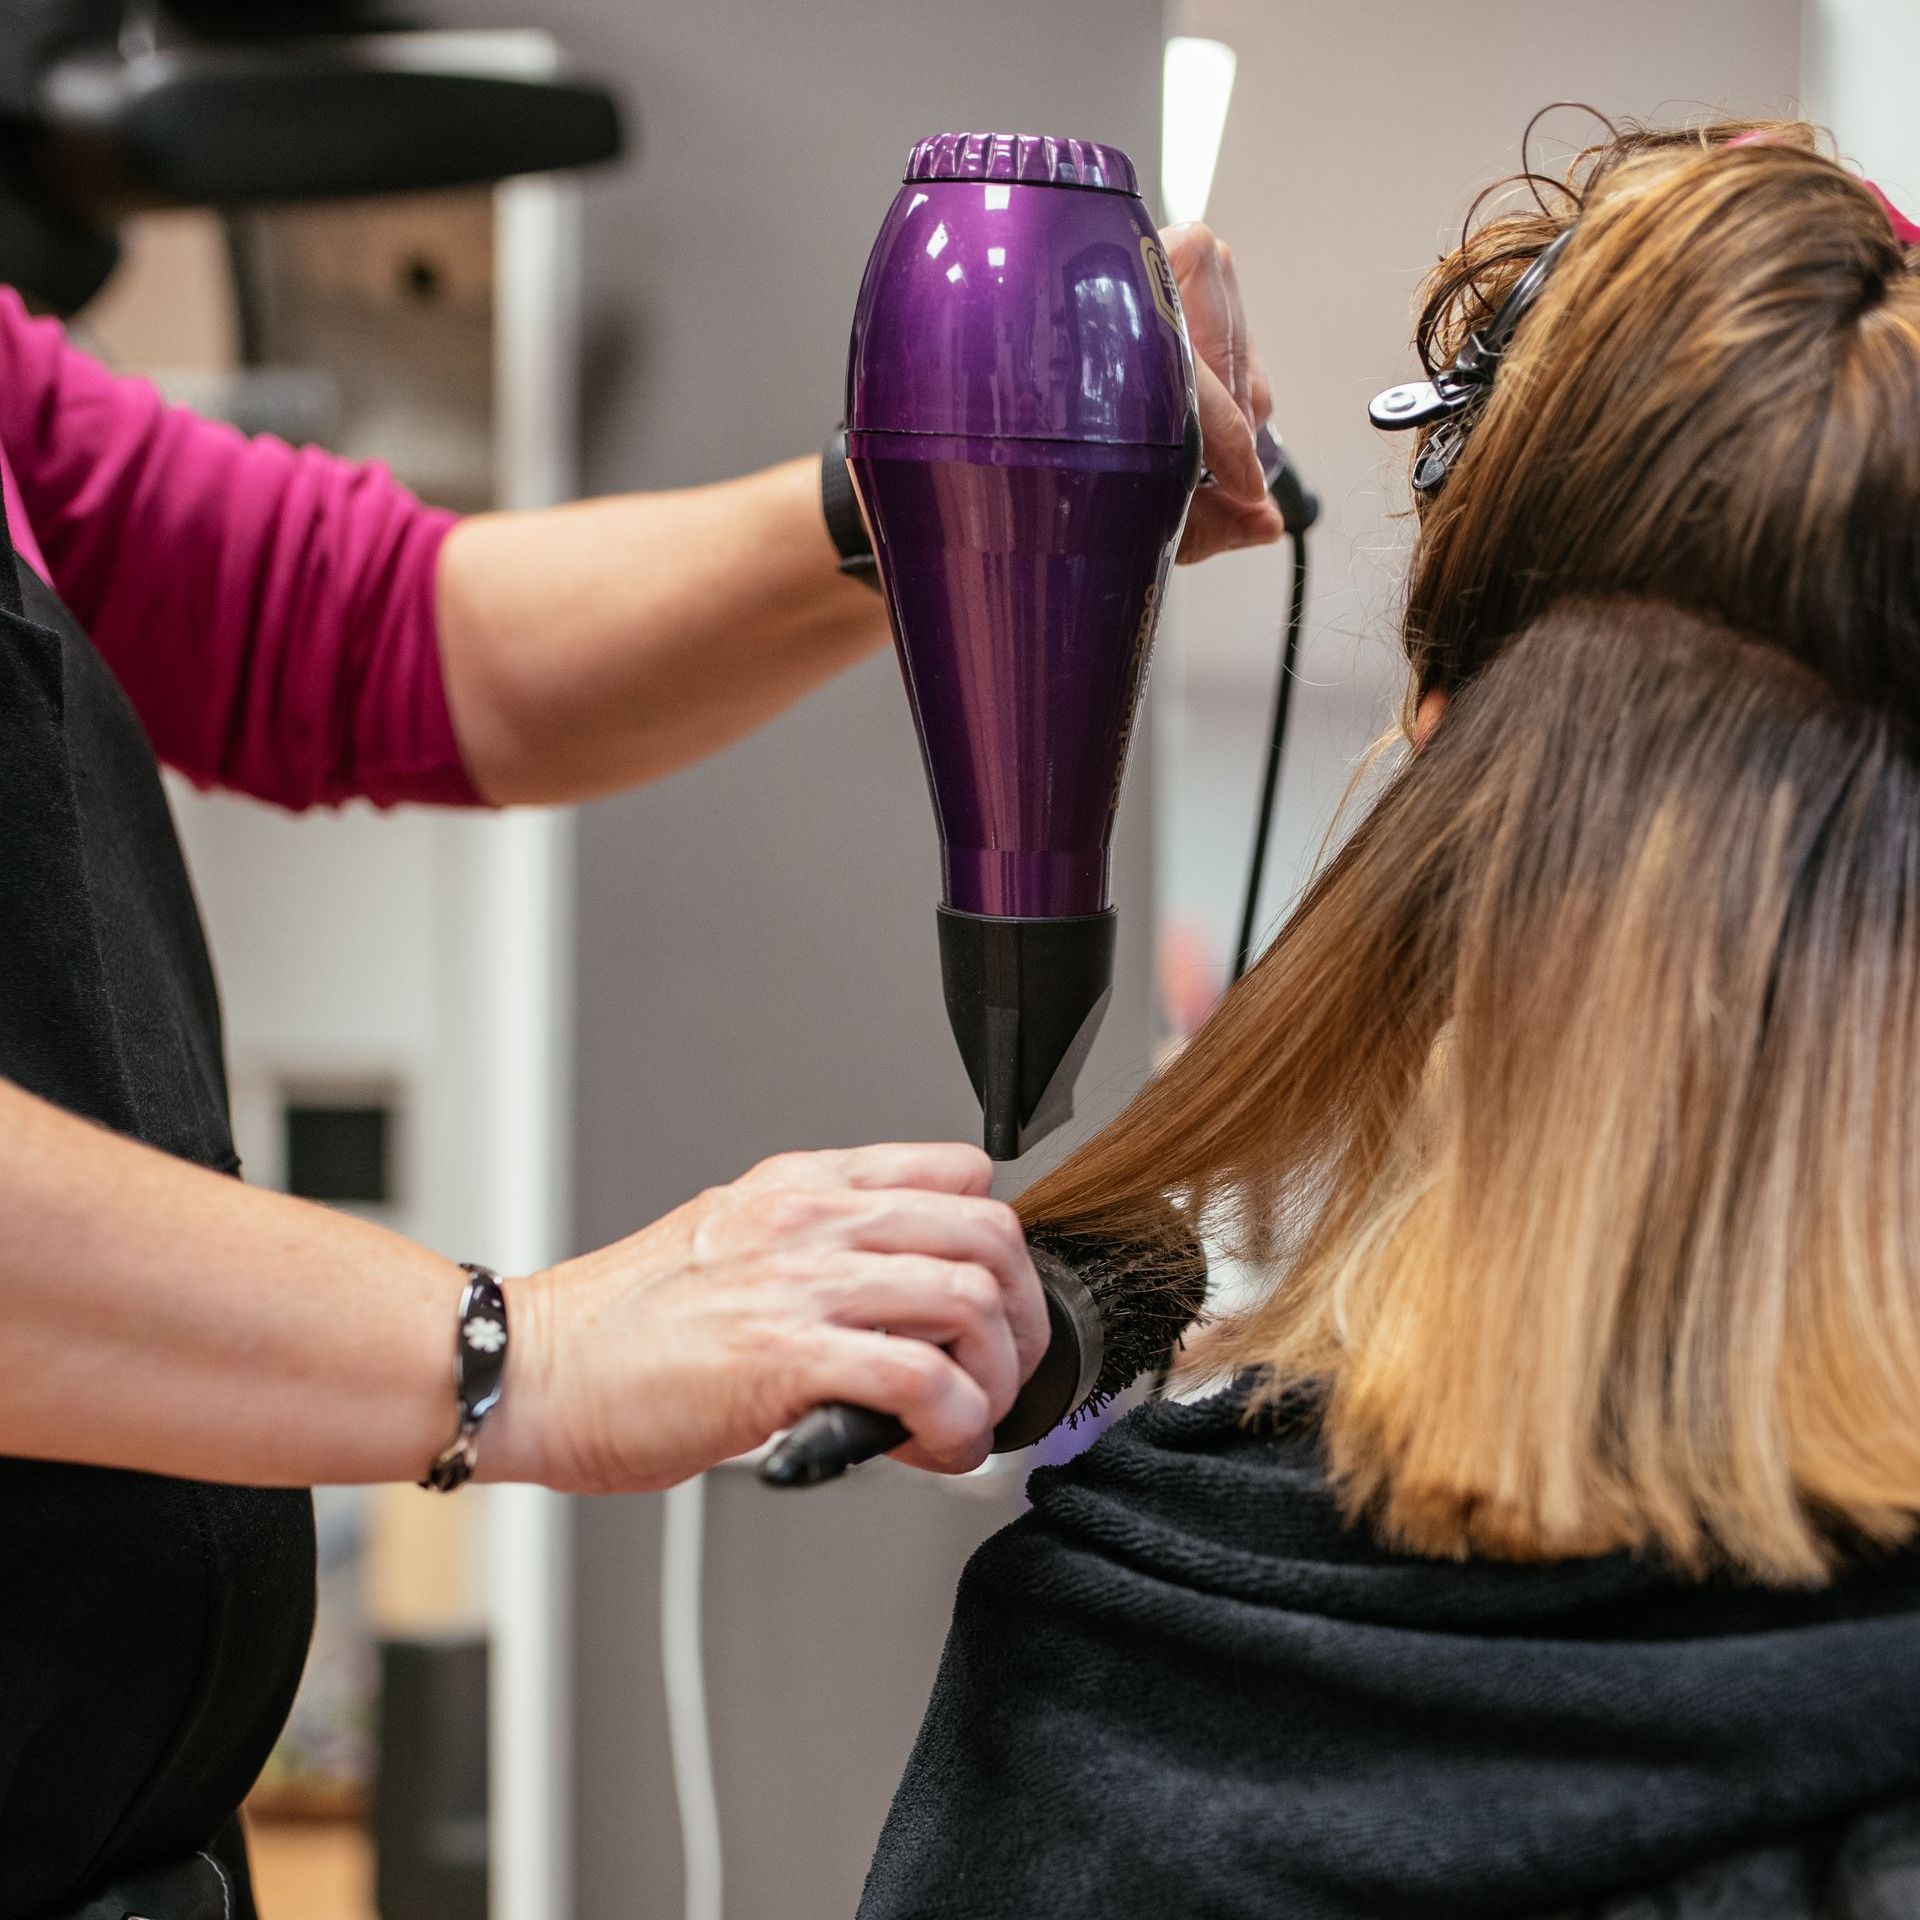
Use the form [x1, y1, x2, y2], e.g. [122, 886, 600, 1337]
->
[1368, 225, 1577, 493]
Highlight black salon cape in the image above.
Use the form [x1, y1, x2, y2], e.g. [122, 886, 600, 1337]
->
[859, 1387, 1920, 1920]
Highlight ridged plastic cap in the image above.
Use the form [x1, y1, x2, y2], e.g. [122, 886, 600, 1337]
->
[904, 131, 1138, 196]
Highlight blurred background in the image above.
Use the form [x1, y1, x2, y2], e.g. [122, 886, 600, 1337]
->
[9, 0, 1915, 1915]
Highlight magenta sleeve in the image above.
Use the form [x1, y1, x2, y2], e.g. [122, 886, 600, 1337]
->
[0, 287, 483, 810]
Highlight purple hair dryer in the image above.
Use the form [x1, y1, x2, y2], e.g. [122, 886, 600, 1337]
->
[845, 131, 1201, 1160]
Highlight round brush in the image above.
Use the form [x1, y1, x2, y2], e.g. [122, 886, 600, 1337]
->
[759, 1224, 1208, 1487]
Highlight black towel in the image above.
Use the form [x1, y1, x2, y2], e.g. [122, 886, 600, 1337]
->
[859, 1386, 1920, 1920]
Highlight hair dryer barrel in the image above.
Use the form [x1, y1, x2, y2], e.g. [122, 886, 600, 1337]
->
[847, 132, 1200, 1157]
[848, 432, 1189, 1156]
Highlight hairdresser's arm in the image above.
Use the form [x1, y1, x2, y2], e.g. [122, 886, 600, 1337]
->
[439, 223, 1282, 807]
[439, 459, 883, 805]
[0, 1075, 1043, 1488]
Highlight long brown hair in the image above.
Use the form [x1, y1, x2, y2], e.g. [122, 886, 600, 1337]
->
[1020, 119, 1920, 1584]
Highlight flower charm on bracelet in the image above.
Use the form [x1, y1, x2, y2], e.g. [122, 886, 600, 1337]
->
[464, 1316, 506, 1354]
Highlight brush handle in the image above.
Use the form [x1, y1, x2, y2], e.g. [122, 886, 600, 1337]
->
[758, 1245, 1099, 1488]
[760, 1404, 908, 1486]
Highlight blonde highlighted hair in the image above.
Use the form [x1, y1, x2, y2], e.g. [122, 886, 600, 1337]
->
[1020, 118, 1920, 1584]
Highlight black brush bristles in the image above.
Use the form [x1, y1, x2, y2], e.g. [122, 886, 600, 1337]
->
[1029, 1220, 1210, 1423]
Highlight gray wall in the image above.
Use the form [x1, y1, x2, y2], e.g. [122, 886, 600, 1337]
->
[436, 3, 1168, 1915]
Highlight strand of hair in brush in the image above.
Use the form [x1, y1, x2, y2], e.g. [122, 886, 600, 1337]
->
[1232, 529, 1310, 982]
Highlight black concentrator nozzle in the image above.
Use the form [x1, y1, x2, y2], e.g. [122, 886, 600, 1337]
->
[758, 1221, 1209, 1488]
[936, 906, 1117, 1162]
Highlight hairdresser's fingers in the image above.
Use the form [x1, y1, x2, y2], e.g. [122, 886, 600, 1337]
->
[1166, 223, 1260, 461]
[1234, 238, 1271, 434]
[799, 1328, 993, 1473]
[831, 1189, 1025, 1264]
[815, 1254, 1021, 1423]
[1179, 484, 1285, 564]
[1248, 341, 1274, 435]
[1165, 223, 1270, 508]
[689, 1177, 1046, 1377]
[827, 1141, 995, 1196]
[885, 1435, 991, 1476]
[1164, 224, 1242, 419]
[737, 1141, 993, 1198]
[829, 1193, 1046, 1376]
[716, 1183, 1024, 1283]
[1216, 240, 1256, 427]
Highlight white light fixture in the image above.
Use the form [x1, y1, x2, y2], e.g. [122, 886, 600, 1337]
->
[1161, 35, 1237, 226]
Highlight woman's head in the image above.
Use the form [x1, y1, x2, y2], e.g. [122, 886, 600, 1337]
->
[1407, 119, 1920, 718]
[1019, 117, 1920, 1584]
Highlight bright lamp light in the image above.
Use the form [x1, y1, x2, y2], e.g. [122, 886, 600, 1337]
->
[1161, 35, 1237, 226]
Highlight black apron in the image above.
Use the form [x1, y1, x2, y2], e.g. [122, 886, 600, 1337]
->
[0, 486, 316, 1919]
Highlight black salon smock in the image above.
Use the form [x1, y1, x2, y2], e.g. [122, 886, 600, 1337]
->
[862, 1386, 1920, 1920]
[0, 492, 314, 1917]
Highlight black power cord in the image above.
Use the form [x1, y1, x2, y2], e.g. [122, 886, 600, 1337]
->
[1231, 529, 1311, 982]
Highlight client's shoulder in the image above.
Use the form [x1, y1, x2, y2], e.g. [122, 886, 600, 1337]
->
[997, 1379, 1920, 1642]
[986, 1378, 1413, 1629]
[1025, 1374, 1342, 1561]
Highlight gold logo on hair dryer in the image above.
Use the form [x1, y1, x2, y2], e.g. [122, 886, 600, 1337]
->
[1140, 231, 1184, 334]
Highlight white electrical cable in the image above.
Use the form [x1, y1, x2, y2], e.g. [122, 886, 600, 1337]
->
[659, 1444, 1011, 1920]
[661, 1474, 724, 1920]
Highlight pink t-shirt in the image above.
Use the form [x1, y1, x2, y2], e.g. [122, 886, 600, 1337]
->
[0, 288, 480, 809]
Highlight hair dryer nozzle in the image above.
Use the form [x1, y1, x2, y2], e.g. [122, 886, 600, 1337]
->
[936, 907, 1116, 1161]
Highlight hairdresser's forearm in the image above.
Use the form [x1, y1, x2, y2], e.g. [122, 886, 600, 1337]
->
[436, 457, 889, 806]
[0, 1076, 466, 1485]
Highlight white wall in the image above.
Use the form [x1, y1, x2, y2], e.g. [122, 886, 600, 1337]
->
[1155, 0, 1806, 984]
[1804, 0, 1920, 194]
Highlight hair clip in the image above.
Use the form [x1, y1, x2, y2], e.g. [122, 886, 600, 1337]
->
[1368, 226, 1577, 492]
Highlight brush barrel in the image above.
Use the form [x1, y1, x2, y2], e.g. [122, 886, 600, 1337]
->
[991, 1243, 1105, 1450]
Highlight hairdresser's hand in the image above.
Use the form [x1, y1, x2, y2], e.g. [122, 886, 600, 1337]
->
[1164, 222, 1287, 563]
[486, 1143, 1046, 1491]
